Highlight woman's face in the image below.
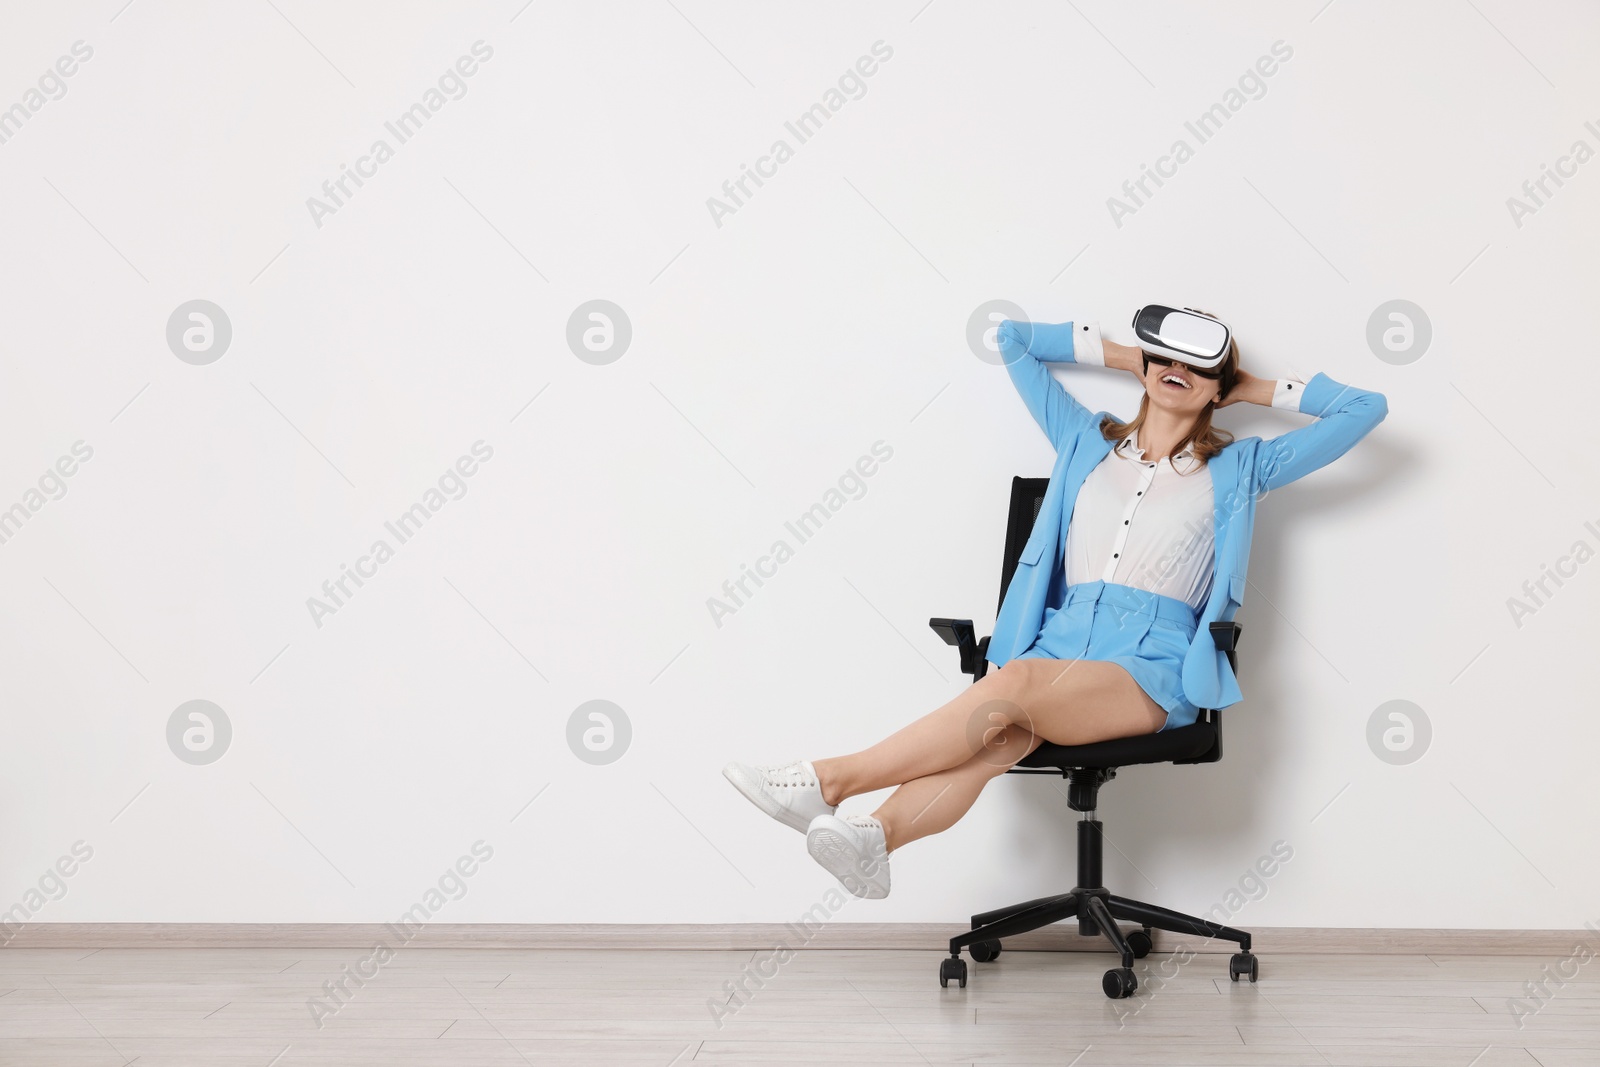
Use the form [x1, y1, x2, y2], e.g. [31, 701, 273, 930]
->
[1141, 354, 1222, 417]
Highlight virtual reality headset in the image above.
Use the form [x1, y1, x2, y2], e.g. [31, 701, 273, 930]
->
[1131, 305, 1232, 370]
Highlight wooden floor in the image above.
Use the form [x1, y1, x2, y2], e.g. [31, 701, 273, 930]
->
[2, 945, 1597, 1065]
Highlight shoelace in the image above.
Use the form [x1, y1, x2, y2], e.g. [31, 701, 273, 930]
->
[762, 762, 817, 790]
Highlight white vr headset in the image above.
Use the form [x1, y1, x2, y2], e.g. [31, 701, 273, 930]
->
[1131, 305, 1232, 370]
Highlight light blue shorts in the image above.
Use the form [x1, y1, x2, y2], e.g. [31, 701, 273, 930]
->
[1014, 580, 1201, 732]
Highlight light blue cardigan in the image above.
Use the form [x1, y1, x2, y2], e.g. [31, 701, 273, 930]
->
[987, 319, 1388, 717]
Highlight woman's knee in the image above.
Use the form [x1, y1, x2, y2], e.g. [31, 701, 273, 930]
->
[983, 659, 1058, 723]
[982, 658, 1030, 704]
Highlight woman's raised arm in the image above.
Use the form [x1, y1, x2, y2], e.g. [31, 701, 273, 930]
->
[995, 318, 1124, 450]
[1248, 372, 1388, 491]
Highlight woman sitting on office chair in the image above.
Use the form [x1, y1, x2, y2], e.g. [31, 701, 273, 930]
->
[724, 310, 1387, 898]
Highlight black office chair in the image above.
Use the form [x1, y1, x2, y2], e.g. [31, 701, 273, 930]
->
[929, 476, 1258, 1000]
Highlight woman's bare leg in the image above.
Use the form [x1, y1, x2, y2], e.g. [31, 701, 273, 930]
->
[869, 724, 1044, 852]
[813, 658, 1167, 809]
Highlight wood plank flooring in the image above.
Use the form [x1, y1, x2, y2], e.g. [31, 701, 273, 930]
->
[2, 945, 1596, 1065]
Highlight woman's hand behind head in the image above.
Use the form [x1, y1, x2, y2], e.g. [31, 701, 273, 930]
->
[1102, 339, 1147, 379]
[1215, 367, 1261, 408]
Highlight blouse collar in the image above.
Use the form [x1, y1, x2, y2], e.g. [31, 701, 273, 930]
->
[1116, 432, 1204, 476]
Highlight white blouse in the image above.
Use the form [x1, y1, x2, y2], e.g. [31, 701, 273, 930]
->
[1063, 431, 1216, 611]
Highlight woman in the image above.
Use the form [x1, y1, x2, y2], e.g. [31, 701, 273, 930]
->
[724, 312, 1387, 898]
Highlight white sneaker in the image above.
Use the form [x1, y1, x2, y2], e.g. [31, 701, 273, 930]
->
[722, 760, 836, 833]
[806, 814, 891, 899]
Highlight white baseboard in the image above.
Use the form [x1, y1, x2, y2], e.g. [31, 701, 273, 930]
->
[3, 923, 1591, 954]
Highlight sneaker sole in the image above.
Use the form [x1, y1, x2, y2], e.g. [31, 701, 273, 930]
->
[722, 763, 811, 833]
[806, 821, 890, 899]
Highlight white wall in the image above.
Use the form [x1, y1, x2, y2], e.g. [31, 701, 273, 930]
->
[2, 0, 1596, 931]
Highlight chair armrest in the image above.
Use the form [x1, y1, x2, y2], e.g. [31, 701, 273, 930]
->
[1209, 620, 1242, 676]
[929, 618, 991, 679]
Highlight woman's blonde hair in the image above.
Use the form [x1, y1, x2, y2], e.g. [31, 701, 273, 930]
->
[1098, 309, 1240, 465]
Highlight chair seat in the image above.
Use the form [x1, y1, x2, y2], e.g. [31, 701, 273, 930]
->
[1016, 720, 1217, 771]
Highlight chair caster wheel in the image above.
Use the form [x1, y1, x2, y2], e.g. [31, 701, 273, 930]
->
[1229, 951, 1259, 983]
[1102, 967, 1138, 999]
[969, 940, 1002, 963]
[1125, 929, 1152, 960]
[939, 957, 967, 988]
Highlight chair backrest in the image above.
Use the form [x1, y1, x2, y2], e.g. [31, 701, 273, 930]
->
[997, 477, 1051, 615]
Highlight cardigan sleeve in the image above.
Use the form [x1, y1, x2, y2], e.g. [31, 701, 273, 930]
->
[996, 319, 1107, 451]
